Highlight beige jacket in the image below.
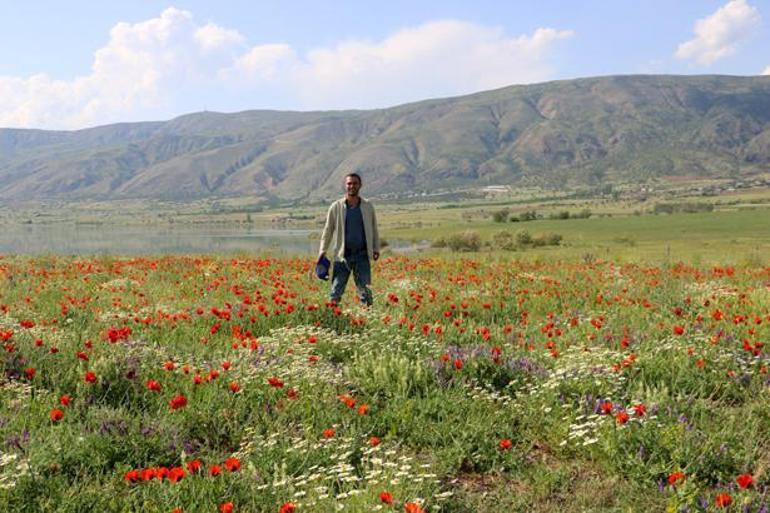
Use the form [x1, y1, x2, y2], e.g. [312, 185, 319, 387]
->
[319, 197, 380, 262]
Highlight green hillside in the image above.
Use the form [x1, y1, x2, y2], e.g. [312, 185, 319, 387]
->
[1, 75, 769, 201]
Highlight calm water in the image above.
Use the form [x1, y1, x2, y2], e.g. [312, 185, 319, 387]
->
[0, 224, 321, 255]
[0, 224, 420, 256]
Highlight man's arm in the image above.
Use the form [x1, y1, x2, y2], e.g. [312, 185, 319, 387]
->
[371, 204, 380, 261]
[319, 203, 335, 256]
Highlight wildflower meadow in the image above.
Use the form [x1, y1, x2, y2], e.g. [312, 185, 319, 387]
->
[1, 254, 769, 512]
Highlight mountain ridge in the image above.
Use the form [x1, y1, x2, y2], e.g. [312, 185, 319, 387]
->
[2, 74, 769, 201]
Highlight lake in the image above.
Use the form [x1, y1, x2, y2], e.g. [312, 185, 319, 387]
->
[0, 224, 321, 255]
[0, 223, 420, 255]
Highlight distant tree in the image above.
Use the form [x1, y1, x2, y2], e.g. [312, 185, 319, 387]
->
[446, 231, 482, 252]
[515, 229, 533, 247]
[575, 208, 592, 219]
[492, 208, 510, 223]
[518, 210, 537, 222]
[549, 211, 570, 220]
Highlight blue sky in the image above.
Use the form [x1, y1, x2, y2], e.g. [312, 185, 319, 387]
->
[0, 0, 768, 129]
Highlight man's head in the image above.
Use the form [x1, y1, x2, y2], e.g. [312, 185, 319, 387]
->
[345, 173, 362, 197]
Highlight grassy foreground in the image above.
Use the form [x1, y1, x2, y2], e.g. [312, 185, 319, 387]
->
[1, 254, 769, 512]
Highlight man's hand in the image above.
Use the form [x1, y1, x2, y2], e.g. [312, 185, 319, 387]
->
[373, 251, 380, 261]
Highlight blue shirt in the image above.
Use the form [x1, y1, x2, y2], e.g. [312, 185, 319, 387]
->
[344, 202, 367, 256]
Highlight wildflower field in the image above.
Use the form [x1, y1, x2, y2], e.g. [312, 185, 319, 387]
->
[1, 254, 769, 512]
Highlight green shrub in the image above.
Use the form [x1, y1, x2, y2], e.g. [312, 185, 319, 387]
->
[491, 208, 511, 223]
[532, 233, 563, 247]
[515, 229, 533, 247]
[491, 231, 517, 251]
[518, 210, 537, 222]
[446, 231, 482, 252]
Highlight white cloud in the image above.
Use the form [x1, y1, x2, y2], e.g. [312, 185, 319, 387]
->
[0, 7, 246, 129]
[225, 44, 296, 81]
[676, 0, 761, 65]
[763, 65, 770, 75]
[233, 20, 573, 111]
[195, 23, 245, 52]
[0, 10, 572, 129]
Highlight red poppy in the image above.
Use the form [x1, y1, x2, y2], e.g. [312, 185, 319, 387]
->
[714, 493, 732, 508]
[219, 502, 234, 513]
[323, 428, 336, 439]
[278, 503, 296, 513]
[404, 503, 425, 513]
[600, 401, 613, 414]
[84, 371, 97, 384]
[673, 325, 685, 336]
[268, 377, 284, 388]
[379, 491, 394, 505]
[736, 473, 754, 489]
[124, 469, 139, 483]
[50, 408, 65, 422]
[229, 382, 241, 393]
[24, 367, 36, 380]
[169, 394, 188, 410]
[632, 404, 647, 417]
[668, 471, 685, 486]
[615, 411, 630, 424]
[186, 459, 202, 474]
[339, 394, 356, 408]
[145, 379, 162, 392]
[224, 457, 241, 472]
[499, 438, 512, 451]
[369, 436, 381, 447]
[168, 467, 186, 483]
[357, 404, 369, 415]
[209, 464, 222, 476]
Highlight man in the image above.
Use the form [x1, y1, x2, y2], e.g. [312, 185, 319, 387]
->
[319, 173, 380, 306]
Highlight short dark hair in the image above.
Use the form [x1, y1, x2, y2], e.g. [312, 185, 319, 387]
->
[345, 173, 362, 183]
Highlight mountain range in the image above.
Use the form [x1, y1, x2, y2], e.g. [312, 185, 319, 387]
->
[1, 74, 769, 202]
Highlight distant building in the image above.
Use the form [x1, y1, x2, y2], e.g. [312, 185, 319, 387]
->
[481, 185, 510, 193]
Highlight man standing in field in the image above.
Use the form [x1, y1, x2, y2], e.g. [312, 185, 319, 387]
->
[319, 173, 380, 306]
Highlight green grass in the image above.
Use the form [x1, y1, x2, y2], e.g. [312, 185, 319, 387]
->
[386, 207, 770, 265]
[1, 254, 769, 511]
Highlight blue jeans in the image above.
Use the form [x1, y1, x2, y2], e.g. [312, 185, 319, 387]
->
[330, 253, 372, 306]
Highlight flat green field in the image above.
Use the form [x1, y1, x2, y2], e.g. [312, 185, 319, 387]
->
[383, 207, 770, 265]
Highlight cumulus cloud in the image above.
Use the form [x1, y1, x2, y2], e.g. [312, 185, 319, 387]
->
[195, 23, 245, 52]
[290, 22, 574, 109]
[0, 7, 248, 129]
[0, 9, 572, 129]
[225, 44, 297, 81]
[217, 20, 573, 112]
[763, 65, 770, 75]
[676, 0, 761, 65]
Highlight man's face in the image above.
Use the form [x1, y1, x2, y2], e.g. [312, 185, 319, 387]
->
[345, 176, 361, 196]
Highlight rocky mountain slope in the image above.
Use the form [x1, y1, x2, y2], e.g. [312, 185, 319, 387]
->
[1, 74, 769, 201]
